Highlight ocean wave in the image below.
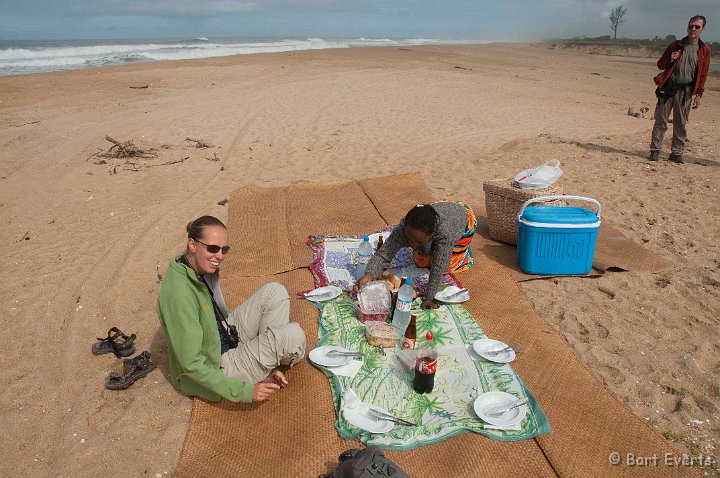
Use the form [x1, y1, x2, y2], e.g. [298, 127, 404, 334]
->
[0, 37, 456, 76]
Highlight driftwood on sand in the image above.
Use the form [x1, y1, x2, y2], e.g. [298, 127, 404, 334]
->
[95, 135, 158, 159]
[87, 136, 191, 172]
[186, 137, 214, 148]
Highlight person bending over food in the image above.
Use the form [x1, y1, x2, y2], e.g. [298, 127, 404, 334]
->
[157, 215, 306, 403]
[357, 201, 476, 309]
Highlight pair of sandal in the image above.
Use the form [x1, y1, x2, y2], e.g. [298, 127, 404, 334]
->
[92, 327, 156, 390]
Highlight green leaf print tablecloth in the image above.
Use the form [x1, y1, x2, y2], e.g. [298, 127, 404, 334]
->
[313, 295, 552, 450]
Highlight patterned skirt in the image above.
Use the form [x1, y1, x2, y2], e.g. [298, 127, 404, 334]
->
[412, 201, 477, 273]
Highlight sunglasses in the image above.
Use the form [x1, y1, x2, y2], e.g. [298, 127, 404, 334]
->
[195, 240, 230, 255]
[688, 24, 703, 30]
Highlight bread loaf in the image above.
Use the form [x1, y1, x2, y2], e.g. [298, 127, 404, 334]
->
[380, 270, 402, 292]
[365, 322, 400, 348]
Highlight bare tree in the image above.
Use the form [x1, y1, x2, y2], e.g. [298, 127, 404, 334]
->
[609, 5, 628, 40]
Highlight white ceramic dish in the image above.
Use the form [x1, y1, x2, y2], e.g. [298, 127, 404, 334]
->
[309, 346, 353, 368]
[305, 286, 343, 302]
[472, 339, 516, 363]
[473, 391, 527, 427]
[434, 286, 470, 303]
[343, 403, 395, 434]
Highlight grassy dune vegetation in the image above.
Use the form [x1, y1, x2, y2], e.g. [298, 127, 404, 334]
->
[545, 35, 720, 62]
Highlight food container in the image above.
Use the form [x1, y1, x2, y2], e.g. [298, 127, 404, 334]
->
[483, 179, 564, 245]
[356, 280, 391, 322]
[517, 196, 601, 275]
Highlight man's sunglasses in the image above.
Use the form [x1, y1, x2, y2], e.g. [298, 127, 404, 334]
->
[195, 240, 230, 254]
[688, 24, 703, 30]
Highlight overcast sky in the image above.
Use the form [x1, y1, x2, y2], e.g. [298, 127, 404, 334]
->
[1, 0, 717, 42]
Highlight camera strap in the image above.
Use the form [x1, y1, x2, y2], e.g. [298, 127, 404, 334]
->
[179, 255, 237, 347]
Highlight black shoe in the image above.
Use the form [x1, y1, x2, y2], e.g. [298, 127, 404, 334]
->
[92, 327, 136, 358]
[105, 350, 156, 390]
[668, 153, 684, 164]
[648, 151, 659, 161]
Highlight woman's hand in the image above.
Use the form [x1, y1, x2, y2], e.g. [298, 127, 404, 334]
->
[355, 273, 374, 291]
[692, 95, 701, 109]
[252, 382, 281, 402]
[265, 369, 288, 388]
[252, 369, 289, 401]
[420, 298, 439, 310]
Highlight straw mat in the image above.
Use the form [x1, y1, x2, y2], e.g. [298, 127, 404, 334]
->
[175, 174, 697, 478]
[358, 171, 435, 224]
[594, 223, 674, 273]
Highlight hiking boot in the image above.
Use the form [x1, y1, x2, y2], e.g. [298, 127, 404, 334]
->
[648, 151, 659, 161]
[668, 153, 684, 164]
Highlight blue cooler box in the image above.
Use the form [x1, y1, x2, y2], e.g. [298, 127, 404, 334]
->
[517, 196, 601, 275]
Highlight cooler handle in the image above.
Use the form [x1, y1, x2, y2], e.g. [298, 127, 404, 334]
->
[519, 196, 601, 219]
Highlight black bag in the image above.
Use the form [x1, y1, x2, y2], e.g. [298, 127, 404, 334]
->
[655, 79, 682, 99]
[318, 446, 411, 478]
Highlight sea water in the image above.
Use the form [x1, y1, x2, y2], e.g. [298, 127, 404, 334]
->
[0, 37, 453, 76]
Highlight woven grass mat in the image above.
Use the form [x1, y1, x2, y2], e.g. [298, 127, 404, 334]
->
[472, 203, 674, 282]
[223, 180, 387, 277]
[175, 174, 696, 478]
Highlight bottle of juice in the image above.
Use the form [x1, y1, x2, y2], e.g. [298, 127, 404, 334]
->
[401, 313, 417, 350]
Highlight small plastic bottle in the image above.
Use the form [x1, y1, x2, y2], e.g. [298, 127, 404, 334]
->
[391, 277, 413, 333]
[413, 332, 437, 394]
[356, 235, 373, 280]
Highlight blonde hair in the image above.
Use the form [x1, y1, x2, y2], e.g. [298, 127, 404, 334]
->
[186, 216, 226, 241]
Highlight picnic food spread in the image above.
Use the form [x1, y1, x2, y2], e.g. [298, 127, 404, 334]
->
[365, 322, 400, 348]
[305, 230, 551, 447]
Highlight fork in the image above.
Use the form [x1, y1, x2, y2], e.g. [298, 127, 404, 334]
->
[486, 398, 529, 417]
[486, 343, 521, 355]
[444, 288, 469, 300]
[368, 408, 417, 427]
[326, 349, 366, 358]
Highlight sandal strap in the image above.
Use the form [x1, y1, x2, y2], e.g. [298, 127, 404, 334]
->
[108, 331, 136, 358]
[122, 350, 150, 371]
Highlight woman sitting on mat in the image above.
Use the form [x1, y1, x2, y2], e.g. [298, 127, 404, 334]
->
[157, 215, 306, 403]
[357, 201, 477, 309]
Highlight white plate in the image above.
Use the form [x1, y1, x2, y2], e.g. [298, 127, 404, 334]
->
[473, 391, 527, 427]
[434, 286, 470, 303]
[472, 339, 516, 363]
[343, 403, 395, 434]
[304, 286, 343, 302]
[309, 346, 354, 368]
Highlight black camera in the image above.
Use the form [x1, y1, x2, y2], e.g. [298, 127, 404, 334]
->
[226, 324, 240, 349]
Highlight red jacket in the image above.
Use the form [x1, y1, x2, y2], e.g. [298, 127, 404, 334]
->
[653, 37, 711, 97]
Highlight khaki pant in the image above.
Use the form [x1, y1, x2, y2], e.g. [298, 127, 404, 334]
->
[650, 86, 693, 155]
[220, 282, 306, 384]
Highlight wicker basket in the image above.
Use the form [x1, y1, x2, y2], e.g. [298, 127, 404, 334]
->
[483, 179, 564, 245]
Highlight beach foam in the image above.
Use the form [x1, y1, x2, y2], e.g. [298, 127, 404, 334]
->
[0, 37, 451, 76]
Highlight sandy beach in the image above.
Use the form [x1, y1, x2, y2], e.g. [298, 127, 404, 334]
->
[0, 43, 718, 476]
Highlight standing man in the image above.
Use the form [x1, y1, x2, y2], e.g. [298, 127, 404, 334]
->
[649, 15, 711, 164]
